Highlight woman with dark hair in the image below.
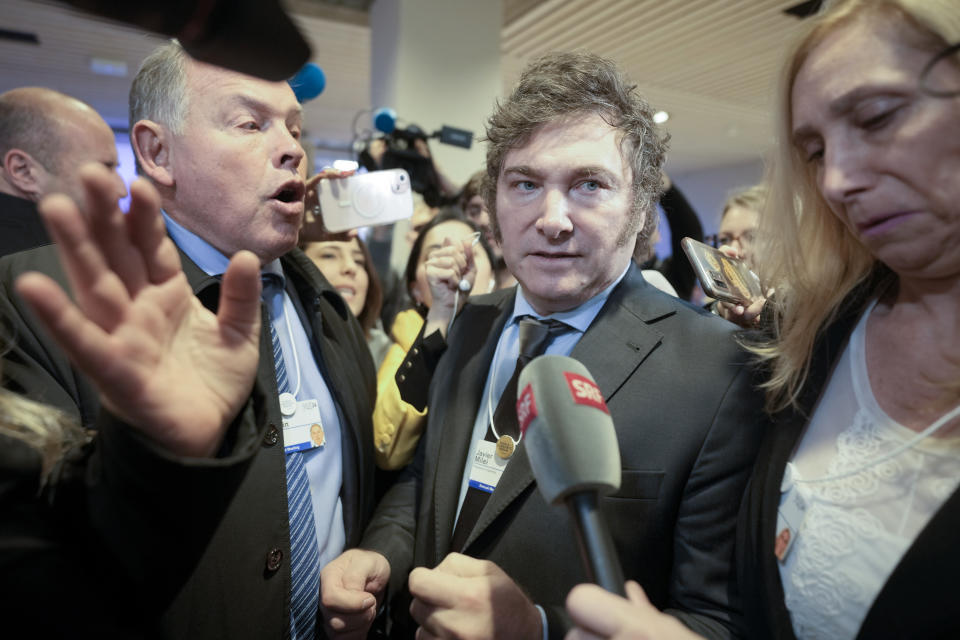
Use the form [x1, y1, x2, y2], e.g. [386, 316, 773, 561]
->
[373, 211, 495, 469]
[301, 236, 391, 366]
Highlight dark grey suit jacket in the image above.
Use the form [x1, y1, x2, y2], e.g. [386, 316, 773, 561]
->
[362, 263, 766, 639]
[0, 243, 377, 639]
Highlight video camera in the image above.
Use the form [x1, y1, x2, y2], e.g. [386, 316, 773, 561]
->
[358, 123, 473, 208]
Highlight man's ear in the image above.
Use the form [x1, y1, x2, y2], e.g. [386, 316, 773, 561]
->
[131, 120, 174, 187]
[2, 149, 46, 199]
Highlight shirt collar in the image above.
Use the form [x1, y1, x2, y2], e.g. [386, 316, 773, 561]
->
[162, 210, 229, 277]
[162, 209, 283, 279]
[509, 262, 630, 333]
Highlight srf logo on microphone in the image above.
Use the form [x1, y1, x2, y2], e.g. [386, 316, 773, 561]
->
[563, 372, 609, 414]
[517, 383, 538, 435]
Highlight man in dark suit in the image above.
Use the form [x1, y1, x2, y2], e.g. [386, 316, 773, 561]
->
[0, 41, 376, 639]
[320, 52, 764, 640]
[0, 87, 127, 257]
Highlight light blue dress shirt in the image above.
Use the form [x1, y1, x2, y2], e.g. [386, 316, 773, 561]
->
[163, 212, 346, 569]
[452, 264, 629, 640]
[454, 264, 630, 519]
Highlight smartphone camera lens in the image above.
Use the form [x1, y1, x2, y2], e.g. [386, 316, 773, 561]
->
[392, 171, 411, 194]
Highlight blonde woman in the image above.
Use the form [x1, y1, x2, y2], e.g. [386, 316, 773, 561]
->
[566, 1, 960, 638]
[711, 184, 768, 326]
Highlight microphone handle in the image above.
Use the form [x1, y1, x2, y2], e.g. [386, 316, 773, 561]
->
[566, 492, 627, 597]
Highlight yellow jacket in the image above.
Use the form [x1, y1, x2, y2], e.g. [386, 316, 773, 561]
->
[373, 309, 427, 469]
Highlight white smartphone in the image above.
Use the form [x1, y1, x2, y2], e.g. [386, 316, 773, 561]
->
[681, 237, 763, 304]
[316, 168, 414, 232]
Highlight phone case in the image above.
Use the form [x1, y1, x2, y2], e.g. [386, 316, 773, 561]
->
[316, 168, 414, 232]
[681, 237, 762, 304]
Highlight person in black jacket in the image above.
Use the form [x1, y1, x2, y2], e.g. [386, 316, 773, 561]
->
[0, 87, 127, 258]
[320, 51, 764, 640]
[633, 172, 704, 301]
[0, 40, 377, 639]
[0, 164, 263, 637]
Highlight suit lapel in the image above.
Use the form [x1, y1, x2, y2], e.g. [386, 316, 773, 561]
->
[462, 267, 669, 551]
[569, 284, 666, 401]
[432, 297, 512, 561]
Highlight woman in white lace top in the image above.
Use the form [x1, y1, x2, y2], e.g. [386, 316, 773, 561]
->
[563, 1, 960, 639]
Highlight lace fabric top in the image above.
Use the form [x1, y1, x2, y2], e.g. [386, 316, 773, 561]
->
[778, 299, 960, 640]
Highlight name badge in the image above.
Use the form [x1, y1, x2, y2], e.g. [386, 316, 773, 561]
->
[467, 440, 510, 493]
[281, 397, 324, 453]
[774, 462, 808, 563]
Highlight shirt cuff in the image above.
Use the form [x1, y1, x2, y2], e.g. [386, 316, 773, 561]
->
[395, 325, 447, 411]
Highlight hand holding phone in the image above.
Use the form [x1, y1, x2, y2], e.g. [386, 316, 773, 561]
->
[681, 237, 762, 305]
[315, 168, 414, 232]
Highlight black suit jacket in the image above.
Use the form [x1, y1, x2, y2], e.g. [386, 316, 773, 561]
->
[362, 264, 766, 639]
[0, 243, 377, 639]
[0, 192, 51, 259]
[737, 278, 960, 640]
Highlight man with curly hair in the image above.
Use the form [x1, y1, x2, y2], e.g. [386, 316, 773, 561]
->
[321, 52, 764, 640]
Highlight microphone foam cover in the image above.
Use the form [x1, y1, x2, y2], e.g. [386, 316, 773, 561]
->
[373, 107, 397, 134]
[518, 355, 621, 504]
[289, 63, 325, 103]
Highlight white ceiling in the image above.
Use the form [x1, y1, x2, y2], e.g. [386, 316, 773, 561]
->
[0, 0, 813, 173]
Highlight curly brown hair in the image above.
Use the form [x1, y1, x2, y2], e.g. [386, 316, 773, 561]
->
[481, 51, 669, 253]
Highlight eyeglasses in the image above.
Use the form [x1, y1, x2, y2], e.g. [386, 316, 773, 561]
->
[705, 229, 755, 249]
[920, 42, 960, 98]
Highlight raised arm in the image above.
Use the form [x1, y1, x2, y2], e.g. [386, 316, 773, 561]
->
[14, 163, 262, 457]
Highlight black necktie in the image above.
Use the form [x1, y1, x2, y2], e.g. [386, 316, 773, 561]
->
[450, 316, 570, 551]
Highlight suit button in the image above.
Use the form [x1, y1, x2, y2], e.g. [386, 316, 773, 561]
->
[411, 347, 419, 355]
[398, 374, 406, 382]
[405, 361, 413, 369]
[263, 424, 280, 446]
[265, 547, 283, 572]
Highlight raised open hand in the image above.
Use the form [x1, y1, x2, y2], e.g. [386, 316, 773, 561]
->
[15, 164, 262, 457]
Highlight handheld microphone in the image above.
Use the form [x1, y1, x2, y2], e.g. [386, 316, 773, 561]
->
[517, 355, 626, 596]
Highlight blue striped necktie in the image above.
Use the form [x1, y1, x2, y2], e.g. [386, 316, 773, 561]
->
[262, 273, 320, 639]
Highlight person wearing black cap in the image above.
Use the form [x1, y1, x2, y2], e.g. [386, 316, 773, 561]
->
[320, 52, 765, 640]
[59, 0, 310, 81]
